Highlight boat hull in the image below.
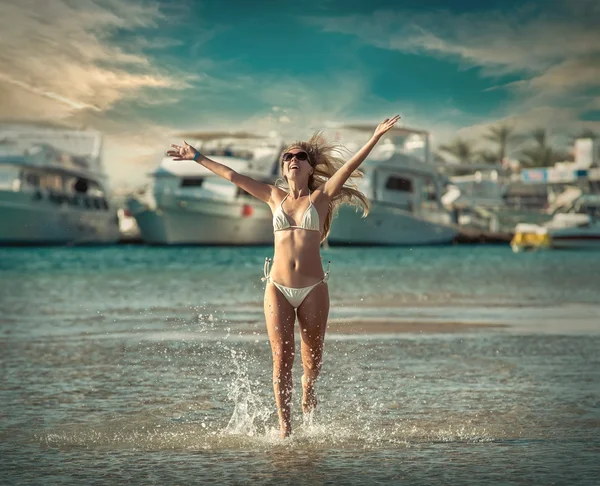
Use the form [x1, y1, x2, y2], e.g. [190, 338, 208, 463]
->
[328, 203, 458, 246]
[129, 198, 274, 245]
[0, 190, 120, 245]
[551, 229, 600, 249]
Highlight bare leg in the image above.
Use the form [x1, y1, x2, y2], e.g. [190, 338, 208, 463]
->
[296, 282, 329, 415]
[264, 282, 296, 438]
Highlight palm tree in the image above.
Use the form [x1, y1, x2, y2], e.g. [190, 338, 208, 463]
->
[519, 128, 555, 168]
[438, 138, 476, 164]
[484, 124, 517, 163]
[476, 149, 499, 164]
[570, 129, 598, 143]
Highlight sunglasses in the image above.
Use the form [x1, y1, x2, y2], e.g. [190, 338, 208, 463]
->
[282, 151, 309, 162]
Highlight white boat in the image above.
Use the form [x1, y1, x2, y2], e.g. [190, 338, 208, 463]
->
[547, 212, 600, 249]
[0, 123, 119, 245]
[327, 126, 459, 245]
[512, 189, 600, 250]
[442, 169, 553, 240]
[127, 132, 284, 245]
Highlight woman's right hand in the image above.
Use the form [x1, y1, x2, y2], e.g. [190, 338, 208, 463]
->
[166, 141, 198, 161]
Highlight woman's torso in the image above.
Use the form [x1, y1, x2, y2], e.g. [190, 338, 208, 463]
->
[269, 189, 328, 287]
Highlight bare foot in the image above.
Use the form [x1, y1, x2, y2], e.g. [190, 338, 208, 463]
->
[301, 375, 317, 414]
[278, 409, 292, 438]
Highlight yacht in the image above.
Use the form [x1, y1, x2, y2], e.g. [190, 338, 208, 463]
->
[127, 132, 284, 245]
[0, 123, 119, 245]
[512, 188, 600, 251]
[445, 141, 600, 241]
[441, 169, 552, 240]
[327, 125, 458, 245]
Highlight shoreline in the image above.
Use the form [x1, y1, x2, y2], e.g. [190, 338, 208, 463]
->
[230, 317, 508, 335]
[325, 318, 508, 334]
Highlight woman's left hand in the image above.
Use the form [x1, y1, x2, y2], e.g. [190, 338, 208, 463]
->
[373, 115, 401, 139]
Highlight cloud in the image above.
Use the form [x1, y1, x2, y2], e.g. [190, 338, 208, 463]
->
[305, 0, 600, 149]
[507, 57, 600, 94]
[231, 72, 380, 141]
[305, 2, 600, 76]
[0, 0, 212, 187]
[102, 131, 172, 188]
[0, 0, 194, 121]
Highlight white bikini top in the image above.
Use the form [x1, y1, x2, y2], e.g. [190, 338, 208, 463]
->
[273, 191, 320, 233]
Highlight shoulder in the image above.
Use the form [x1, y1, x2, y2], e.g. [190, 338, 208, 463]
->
[311, 187, 332, 207]
[268, 186, 287, 210]
[272, 185, 287, 201]
[311, 187, 329, 200]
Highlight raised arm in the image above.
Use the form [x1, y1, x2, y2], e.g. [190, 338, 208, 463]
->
[167, 141, 277, 204]
[322, 115, 400, 198]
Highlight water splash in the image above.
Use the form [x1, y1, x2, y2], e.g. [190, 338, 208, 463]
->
[223, 348, 273, 437]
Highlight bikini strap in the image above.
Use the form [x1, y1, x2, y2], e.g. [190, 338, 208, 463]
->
[322, 260, 331, 283]
[280, 193, 289, 207]
[261, 257, 272, 283]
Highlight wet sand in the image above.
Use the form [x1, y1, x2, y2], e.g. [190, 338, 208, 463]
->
[236, 318, 508, 335]
[325, 318, 508, 334]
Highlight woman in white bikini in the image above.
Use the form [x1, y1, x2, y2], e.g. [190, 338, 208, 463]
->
[167, 115, 400, 437]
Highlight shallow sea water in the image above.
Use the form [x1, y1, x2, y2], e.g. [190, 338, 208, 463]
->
[1, 245, 599, 484]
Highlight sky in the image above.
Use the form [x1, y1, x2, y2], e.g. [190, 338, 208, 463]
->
[1, 0, 599, 188]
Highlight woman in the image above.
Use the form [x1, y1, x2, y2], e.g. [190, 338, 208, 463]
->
[167, 115, 400, 437]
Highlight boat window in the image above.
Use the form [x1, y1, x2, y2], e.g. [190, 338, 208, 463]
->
[422, 177, 437, 201]
[582, 205, 600, 219]
[0, 166, 21, 190]
[23, 171, 40, 187]
[39, 173, 63, 191]
[48, 190, 67, 205]
[74, 178, 89, 193]
[385, 176, 413, 193]
[180, 178, 204, 187]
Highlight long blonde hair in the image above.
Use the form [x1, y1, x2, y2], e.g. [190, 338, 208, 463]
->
[277, 131, 370, 242]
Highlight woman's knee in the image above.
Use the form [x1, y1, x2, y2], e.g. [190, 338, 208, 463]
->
[302, 350, 323, 371]
[272, 345, 295, 367]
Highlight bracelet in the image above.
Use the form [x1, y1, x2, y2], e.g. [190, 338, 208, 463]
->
[193, 151, 201, 161]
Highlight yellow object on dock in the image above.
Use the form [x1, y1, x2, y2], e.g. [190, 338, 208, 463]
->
[511, 224, 551, 252]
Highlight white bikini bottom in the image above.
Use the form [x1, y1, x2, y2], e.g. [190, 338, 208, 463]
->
[262, 258, 330, 309]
